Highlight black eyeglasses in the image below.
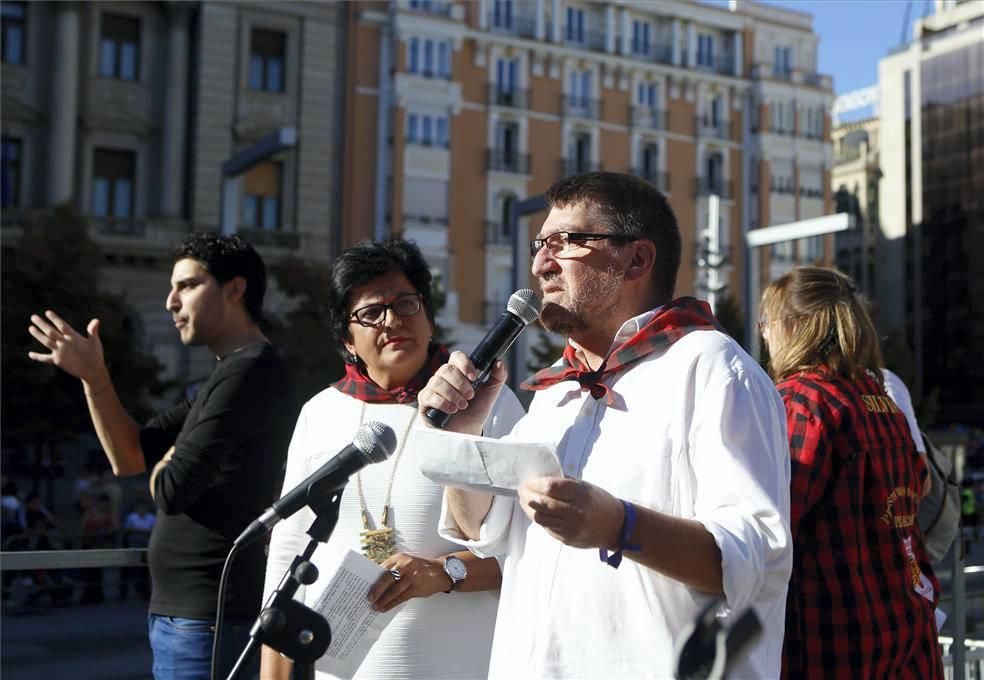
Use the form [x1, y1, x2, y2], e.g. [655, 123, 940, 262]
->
[349, 293, 423, 327]
[529, 231, 638, 258]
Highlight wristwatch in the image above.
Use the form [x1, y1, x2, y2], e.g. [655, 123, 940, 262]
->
[442, 556, 467, 593]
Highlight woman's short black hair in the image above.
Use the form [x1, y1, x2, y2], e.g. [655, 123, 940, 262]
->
[172, 232, 267, 324]
[328, 239, 435, 363]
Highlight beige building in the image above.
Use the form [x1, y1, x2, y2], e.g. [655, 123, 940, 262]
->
[831, 115, 880, 296]
[1, 1, 345, 386]
[340, 0, 834, 351]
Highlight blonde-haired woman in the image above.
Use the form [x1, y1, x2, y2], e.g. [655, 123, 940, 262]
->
[760, 266, 943, 680]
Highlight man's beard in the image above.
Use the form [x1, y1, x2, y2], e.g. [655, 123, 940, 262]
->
[538, 265, 624, 338]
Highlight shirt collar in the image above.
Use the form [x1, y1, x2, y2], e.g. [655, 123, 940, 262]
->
[567, 305, 667, 364]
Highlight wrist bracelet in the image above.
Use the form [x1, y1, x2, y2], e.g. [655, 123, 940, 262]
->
[599, 499, 641, 569]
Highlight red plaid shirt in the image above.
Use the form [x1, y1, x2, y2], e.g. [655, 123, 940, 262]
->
[779, 370, 942, 680]
[332, 344, 450, 404]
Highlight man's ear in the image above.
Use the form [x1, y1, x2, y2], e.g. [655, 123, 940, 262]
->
[224, 276, 247, 305]
[623, 239, 656, 283]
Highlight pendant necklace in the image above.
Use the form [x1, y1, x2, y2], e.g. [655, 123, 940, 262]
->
[354, 402, 417, 563]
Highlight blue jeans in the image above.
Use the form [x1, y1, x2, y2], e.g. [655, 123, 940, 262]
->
[147, 613, 258, 680]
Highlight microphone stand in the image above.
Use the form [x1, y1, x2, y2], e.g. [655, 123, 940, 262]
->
[226, 484, 347, 680]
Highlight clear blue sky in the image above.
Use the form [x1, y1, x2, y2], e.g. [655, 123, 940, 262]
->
[766, 0, 930, 94]
[704, 0, 933, 94]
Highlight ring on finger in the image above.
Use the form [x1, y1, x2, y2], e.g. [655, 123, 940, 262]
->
[389, 568, 401, 582]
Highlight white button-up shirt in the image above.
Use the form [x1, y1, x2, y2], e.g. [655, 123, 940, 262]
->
[440, 312, 792, 679]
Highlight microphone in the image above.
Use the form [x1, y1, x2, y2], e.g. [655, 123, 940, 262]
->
[425, 288, 541, 429]
[234, 422, 397, 546]
[675, 599, 762, 680]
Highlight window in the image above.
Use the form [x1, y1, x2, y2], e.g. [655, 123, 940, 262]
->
[500, 194, 515, 238]
[705, 153, 724, 193]
[2, 2, 26, 65]
[569, 132, 591, 172]
[710, 95, 722, 126]
[249, 28, 286, 92]
[435, 116, 449, 148]
[437, 41, 451, 78]
[697, 34, 714, 66]
[497, 121, 518, 162]
[496, 57, 518, 94]
[91, 149, 136, 218]
[771, 241, 794, 261]
[637, 82, 658, 107]
[569, 69, 591, 104]
[240, 162, 282, 230]
[409, 38, 451, 78]
[409, 38, 419, 73]
[632, 20, 650, 55]
[773, 46, 792, 78]
[99, 14, 140, 80]
[493, 0, 512, 29]
[641, 142, 659, 178]
[565, 7, 584, 43]
[407, 113, 449, 148]
[1, 136, 21, 207]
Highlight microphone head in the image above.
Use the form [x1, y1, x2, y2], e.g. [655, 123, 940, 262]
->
[507, 289, 541, 325]
[355, 421, 397, 463]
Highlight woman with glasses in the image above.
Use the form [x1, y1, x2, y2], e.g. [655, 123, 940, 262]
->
[261, 239, 525, 680]
[760, 266, 942, 680]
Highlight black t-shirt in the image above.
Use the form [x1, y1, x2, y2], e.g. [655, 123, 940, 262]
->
[140, 342, 296, 620]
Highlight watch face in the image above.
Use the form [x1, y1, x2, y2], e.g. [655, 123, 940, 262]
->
[445, 557, 467, 581]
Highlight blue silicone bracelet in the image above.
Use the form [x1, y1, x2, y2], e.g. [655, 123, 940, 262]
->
[599, 500, 642, 569]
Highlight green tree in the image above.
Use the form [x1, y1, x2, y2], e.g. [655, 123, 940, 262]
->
[267, 256, 346, 411]
[1, 206, 170, 455]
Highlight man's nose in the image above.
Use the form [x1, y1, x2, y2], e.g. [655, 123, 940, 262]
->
[165, 289, 179, 311]
[531, 245, 558, 277]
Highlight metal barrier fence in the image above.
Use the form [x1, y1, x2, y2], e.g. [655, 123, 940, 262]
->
[1, 547, 980, 677]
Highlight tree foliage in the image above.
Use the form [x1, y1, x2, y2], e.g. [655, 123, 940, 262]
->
[266, 256, 346, 411]
[1, 206, 170, 447]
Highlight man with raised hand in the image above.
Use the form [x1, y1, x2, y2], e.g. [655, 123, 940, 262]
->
[28, 233, 296, 679]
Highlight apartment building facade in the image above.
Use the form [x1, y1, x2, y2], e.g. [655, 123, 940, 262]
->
[1, 0, 345, 385]
[340, 0, 834, 350]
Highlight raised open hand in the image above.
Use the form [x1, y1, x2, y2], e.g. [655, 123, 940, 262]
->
[28, 310, 109, 388]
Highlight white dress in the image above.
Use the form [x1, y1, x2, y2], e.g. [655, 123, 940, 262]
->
[264, 385, 525, 679]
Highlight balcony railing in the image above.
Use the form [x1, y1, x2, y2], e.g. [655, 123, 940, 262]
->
[407, 0, 453, 17]
[629, 42, 674, 65]
[487, 13, 536, 38]
[633, 168, 670, 193]
[769, 125, 796, 137]
[751, 63, 833, 90]
[695, 54, 735, 76]
[770, 184, 796, 195]
[484, 220, 513, 245]
[563, 28, 606, 53]
[402, 213, 449, 226]
[631, 106, 669, 130]
[799, 187, 825, 199]
[561, 158, 601, 177]
[237, 227, 300, 249]
[695, 116, 730, 140]
[561, 95, 602, 120]
[800, 129, 825, 142]
[91, 216, 146, 237]
[487, 149, 531, 174]
[695, 177, 733, 199]
[487, 85, 529, 109]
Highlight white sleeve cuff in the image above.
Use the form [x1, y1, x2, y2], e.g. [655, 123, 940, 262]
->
[438, 490, 515, 559]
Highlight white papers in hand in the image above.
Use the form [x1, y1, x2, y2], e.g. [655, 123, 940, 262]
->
[415, 427, 562, 496]
[306, 546, 397, 679]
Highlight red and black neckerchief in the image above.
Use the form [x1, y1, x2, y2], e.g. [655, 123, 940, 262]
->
[522, 297, 723, 405]
[333, 344, 451, 404]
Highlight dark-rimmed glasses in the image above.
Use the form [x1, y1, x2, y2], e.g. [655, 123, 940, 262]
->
[349, 293, 423, 327]
[529, 231, 639, 258]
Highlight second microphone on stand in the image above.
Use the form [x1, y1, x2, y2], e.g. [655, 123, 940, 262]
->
[425, 288, 541, 429]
